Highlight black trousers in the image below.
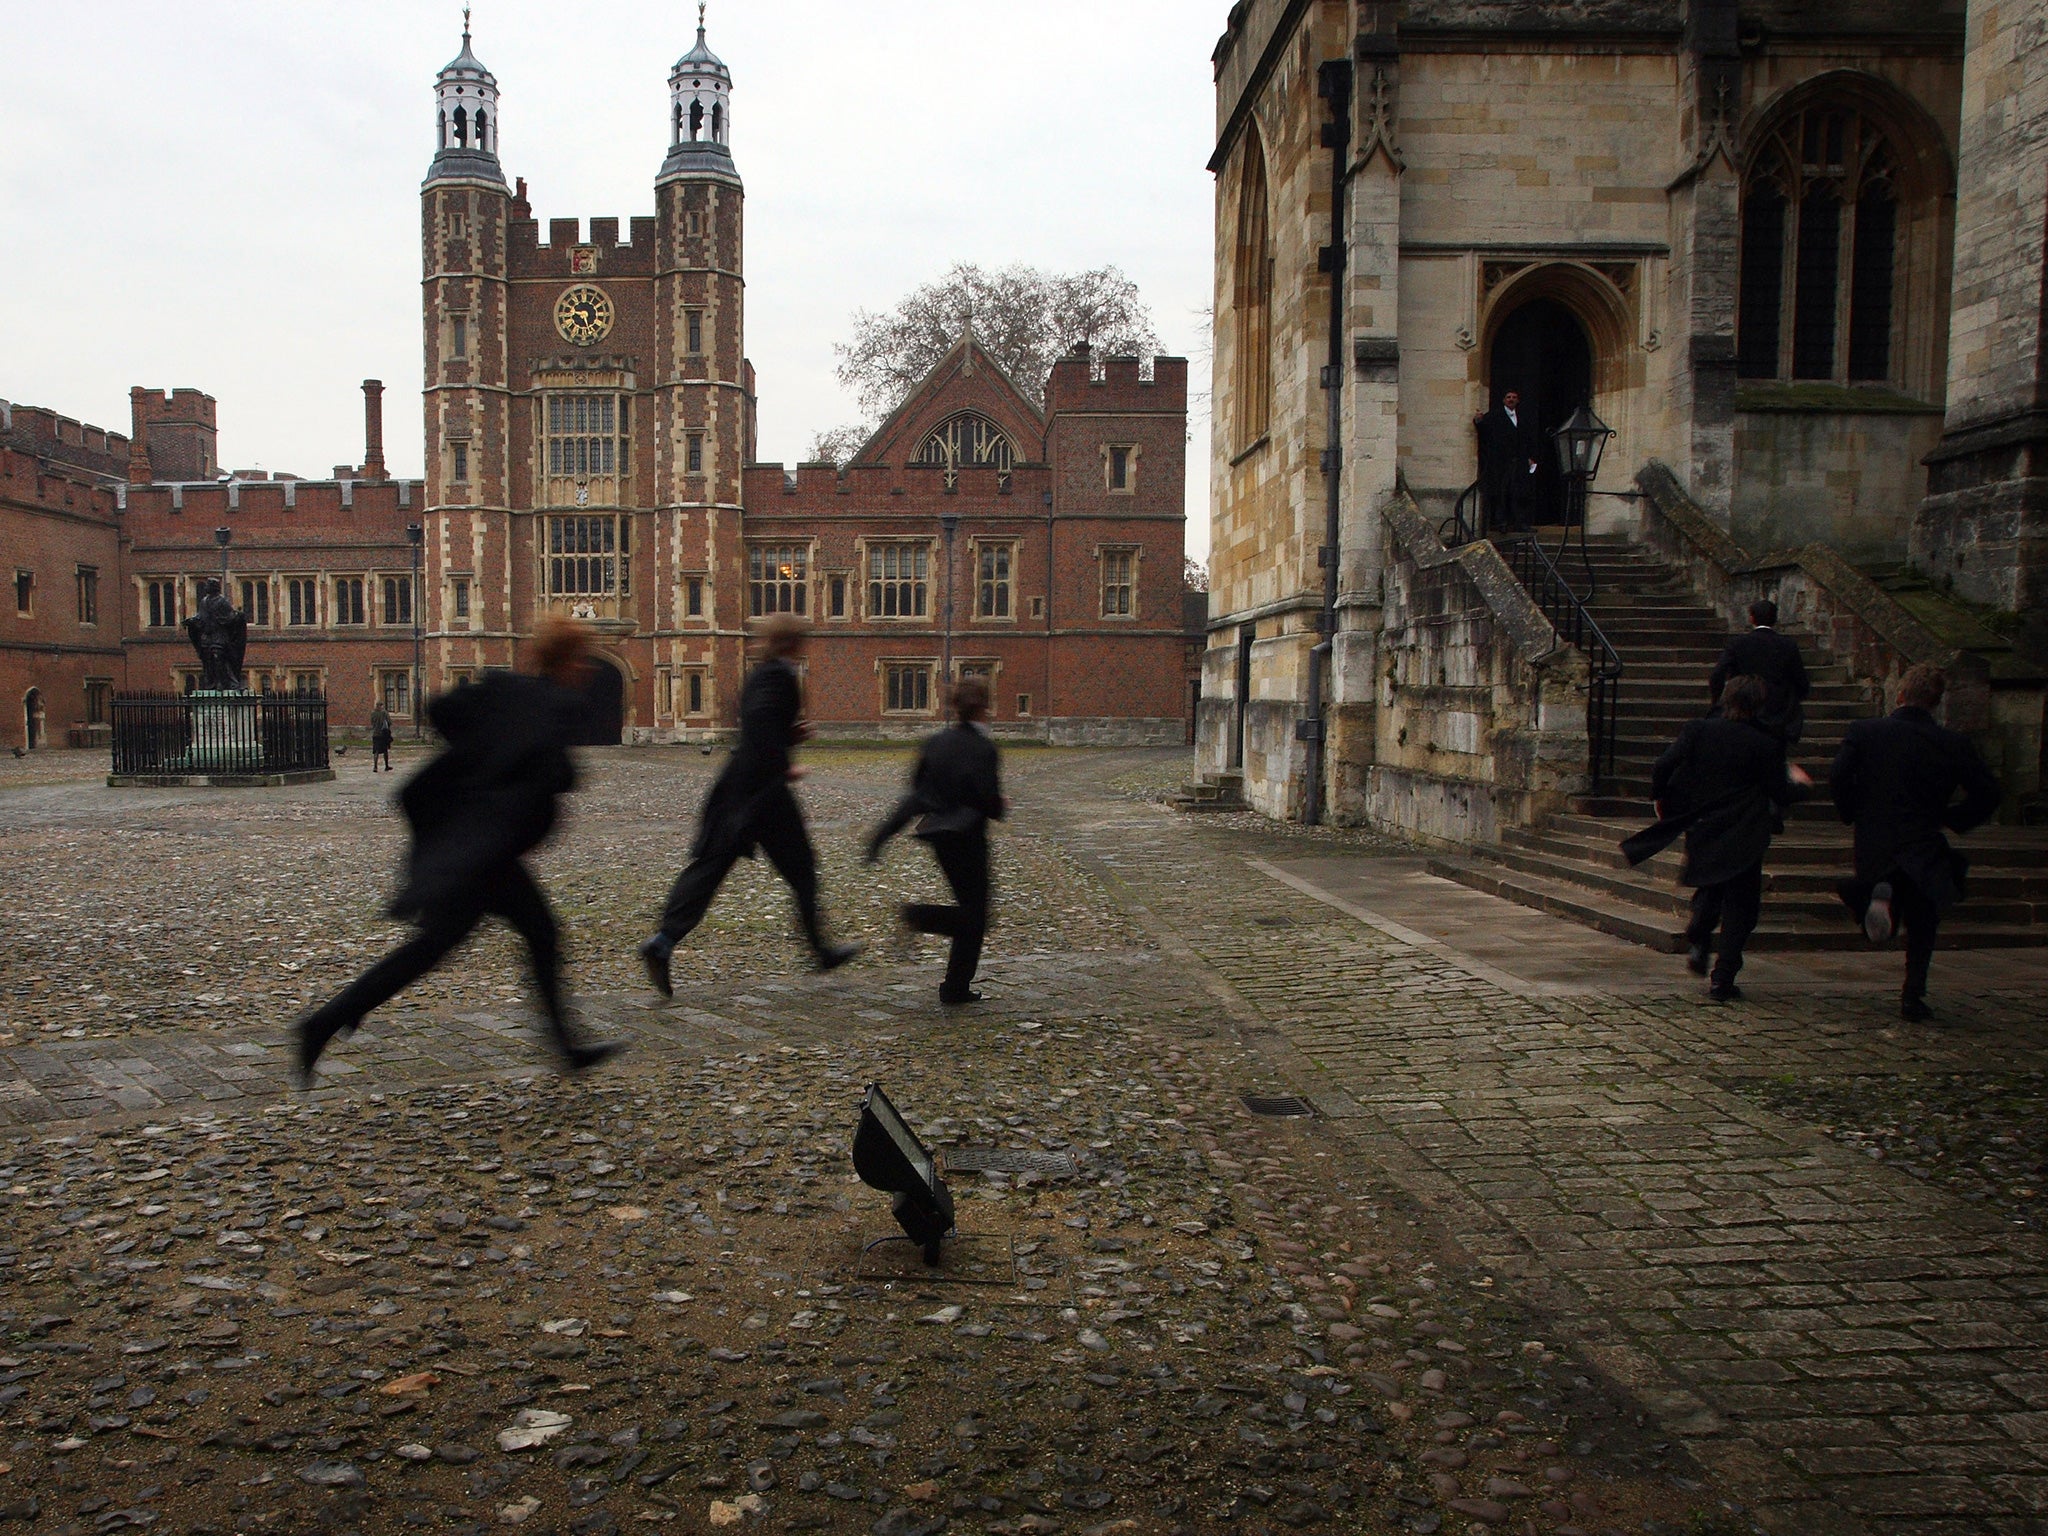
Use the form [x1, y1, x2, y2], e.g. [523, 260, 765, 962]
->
[1842, 871, 1942, 1002]
[1686, 862, 1764, 985]
[903, 828, 990, 1000]
[660, 797, 827, 956]
[310, 861, 571, 1048]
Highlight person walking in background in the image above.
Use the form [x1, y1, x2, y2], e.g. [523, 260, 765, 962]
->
[1831, 663, 2002, 1022]
[1475, 388, 1542, 533]
[1622, 675, 1812, 1001]
[1710, 598, 1810, 745]
[638, 615, 859, 997]
[291, 616, 622, 1085]
[865, 677, 1007, 1006]
[369, 701, 394, 772]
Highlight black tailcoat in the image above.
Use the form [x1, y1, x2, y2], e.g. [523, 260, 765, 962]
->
[1710, 628, 1811, 738]
[1623, 715, 1804, 887]
[391, 671, 579, 918]
[1829, 706, 2001, 911]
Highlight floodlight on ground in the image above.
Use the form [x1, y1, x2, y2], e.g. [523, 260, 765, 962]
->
[852, 1083, 955, 1265]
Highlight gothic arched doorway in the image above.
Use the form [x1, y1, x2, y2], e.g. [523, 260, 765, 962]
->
[22, 689, 41, 751]
[1488, 298, 1594, 527]
[571, 657, 626, 746]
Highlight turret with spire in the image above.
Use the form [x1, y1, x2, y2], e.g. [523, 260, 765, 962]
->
[428, 6, 506, 186]
[659, 3, 739, 187]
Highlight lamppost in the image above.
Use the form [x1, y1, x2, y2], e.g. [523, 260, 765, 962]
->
[1552, 402, 1613, 592]
[939, 513, 959, 693]
[213, 526, 232, 594]
[406, 523, 424, 738]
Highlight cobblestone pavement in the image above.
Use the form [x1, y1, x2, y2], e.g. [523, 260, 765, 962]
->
[0, 745, 2040, 1534]
[1069, 753, 2048, 1536]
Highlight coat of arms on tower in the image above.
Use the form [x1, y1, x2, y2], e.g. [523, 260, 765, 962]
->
[570, 246, 598, 275]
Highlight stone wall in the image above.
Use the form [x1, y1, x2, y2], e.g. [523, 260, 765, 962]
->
[1360, 493, 1590, 845]
[1732, 397, 1947, 561]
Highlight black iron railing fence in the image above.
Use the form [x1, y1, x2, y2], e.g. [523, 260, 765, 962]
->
[1498, 535, 1623, 792]
[111, 693, 330, 778]
[1440, 478, 1483, 548]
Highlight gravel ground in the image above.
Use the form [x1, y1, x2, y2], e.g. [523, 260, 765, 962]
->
[0, 746, 1750, 1535]
[1736, 1070, 2048, 1231]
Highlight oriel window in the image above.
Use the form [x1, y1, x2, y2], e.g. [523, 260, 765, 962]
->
[548, 395, 622, 478]
[548, 515, 630, 598]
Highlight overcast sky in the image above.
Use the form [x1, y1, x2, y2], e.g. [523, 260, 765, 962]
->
[0, 1, 1221, 558]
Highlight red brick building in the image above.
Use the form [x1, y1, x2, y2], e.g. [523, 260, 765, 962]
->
[0, 402, 128, 750]
[417, 18, 1189, 742]
[3, 16, 1187, 751]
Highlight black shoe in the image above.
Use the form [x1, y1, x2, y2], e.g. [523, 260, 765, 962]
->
[1708, 980, 1744, 1003]
[1900, 996, 1933, 1023]
[815, 942, 862, 973]
[290, 1011, 349, 1089]
[1685, 944, 1710, 976]
[638, 935, 674, 998]
[562, 1040, 625, 1075]
[939, 989, 984, 1006]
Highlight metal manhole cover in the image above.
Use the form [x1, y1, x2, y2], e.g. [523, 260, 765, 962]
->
[1242, 1094, 1316, 1118]
[941, 1147, 1079, 1179]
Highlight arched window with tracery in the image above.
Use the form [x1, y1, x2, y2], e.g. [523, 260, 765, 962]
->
[1231, 131, 1274, 447]
[1738, 99, 1912, 385]
[916, 413, 1015, 489]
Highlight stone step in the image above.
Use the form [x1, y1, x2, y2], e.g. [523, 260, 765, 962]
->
[1426, 856, 2048, 953]
[1502, 826, 2048, 899]
[1465, 841, 2048, 925]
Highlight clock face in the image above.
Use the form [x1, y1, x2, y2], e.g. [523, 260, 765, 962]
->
[554, 285, 614, 346]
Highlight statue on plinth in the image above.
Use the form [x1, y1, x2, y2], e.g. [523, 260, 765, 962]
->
[184, 579, 249, 692]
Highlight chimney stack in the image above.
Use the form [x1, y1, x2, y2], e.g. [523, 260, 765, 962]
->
[126, 387, 154, 485]
[361, 379, 386, 479]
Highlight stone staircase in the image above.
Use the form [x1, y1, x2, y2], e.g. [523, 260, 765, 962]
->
[1170, 770, 1247, 813]
[1429, 534, 2048, 951]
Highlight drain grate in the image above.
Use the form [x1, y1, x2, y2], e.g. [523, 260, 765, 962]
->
[941, 1147, 1080, 1179]
[1241, 1093, 1316, 1118]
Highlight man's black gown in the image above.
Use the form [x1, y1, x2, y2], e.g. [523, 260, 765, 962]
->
[1475, 405, 1542, 531]
[1624, 714, 1805, 987]
[299, 670, 591, 1066]
[1710, 627, 1811, 743]
[869, 722, 1006, 1001]
[656, 655, 834, 958]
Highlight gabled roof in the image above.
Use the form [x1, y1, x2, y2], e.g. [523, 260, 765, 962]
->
[851, 332, 1047, 468]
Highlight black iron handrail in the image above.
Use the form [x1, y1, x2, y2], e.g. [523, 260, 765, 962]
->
[1499, 535, 1623, 792]
[1440, 478, 1483, 548]
[112, 692, 330, 777]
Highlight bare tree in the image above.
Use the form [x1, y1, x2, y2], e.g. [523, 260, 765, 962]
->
[834, 262, 1162, 424]
[1183, 557, 1210, 593]
[804, 424, 870, 467]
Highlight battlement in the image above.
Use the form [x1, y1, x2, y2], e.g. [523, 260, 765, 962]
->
[1043, 352, 1189, 414]
[122, 474, 426, 530]
[743, 459, 1049, 507]
[130, 385, 220, 484]
[509, 210, 659, 275]
[0, 443, 123, 513]
[0, 398, 132, 478]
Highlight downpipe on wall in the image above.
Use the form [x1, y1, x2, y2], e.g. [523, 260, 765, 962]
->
[1301, 58, 1353, 827]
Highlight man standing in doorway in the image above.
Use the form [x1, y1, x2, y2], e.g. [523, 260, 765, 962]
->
[638, 615, 860, 996]
[1475, 389, 1542, 532]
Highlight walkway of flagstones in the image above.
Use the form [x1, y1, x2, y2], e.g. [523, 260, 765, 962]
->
[0, 743, 2042, 1535]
